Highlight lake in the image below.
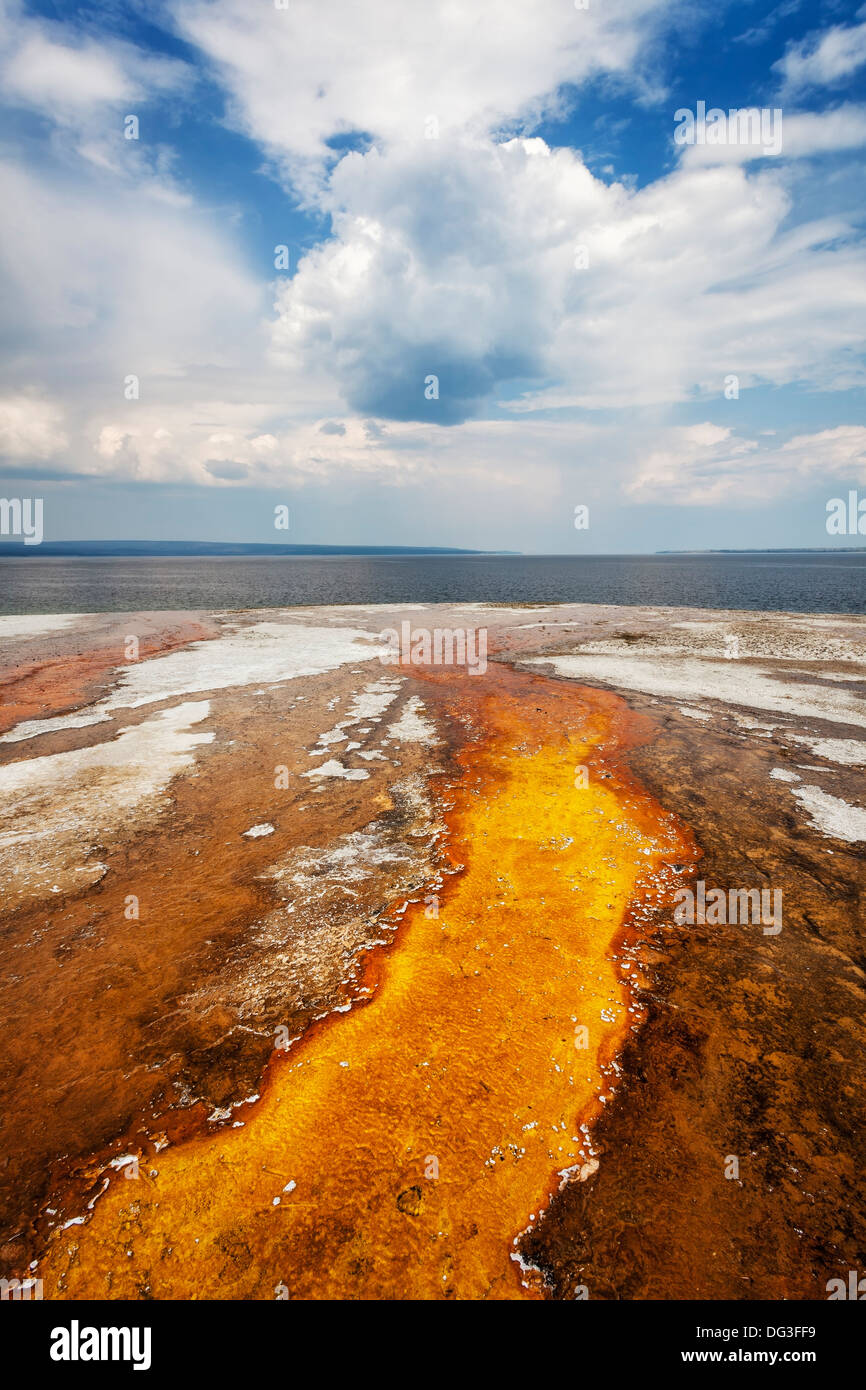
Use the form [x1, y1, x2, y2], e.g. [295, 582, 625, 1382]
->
[0, 552, 864, 616]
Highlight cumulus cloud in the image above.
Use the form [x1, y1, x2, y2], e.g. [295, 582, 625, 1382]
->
[272, 135, 866, 421]
[271, 137, 602, 421]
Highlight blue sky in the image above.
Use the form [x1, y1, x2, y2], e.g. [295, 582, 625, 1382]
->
[1, 0, 865, 551]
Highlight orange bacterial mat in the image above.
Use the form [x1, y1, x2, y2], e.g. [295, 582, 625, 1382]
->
[41, 664, 691, 1300]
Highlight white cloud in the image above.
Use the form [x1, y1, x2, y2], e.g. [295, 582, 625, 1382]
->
[272, 136, 866, 419]
[172, 0, 675, 195]
[0, 396, 67, 461]
[0, 1, 191, 180]
[774, 20, 866, 93]
[679, 104, 866, 164]
[271, 136, 612, 420]
[3, 33, 132, 109]
[1, 0, 864, 536]
[779, 424, 866, 477]
[6, 126, 862, 488]
[83, 404, 574, 492]
[0, 157, 264, 382]
[0, 3, 188, 123]
[625, 423, 866, 505]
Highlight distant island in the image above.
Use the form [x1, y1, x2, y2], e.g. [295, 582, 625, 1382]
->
[656, 548, 866, 554]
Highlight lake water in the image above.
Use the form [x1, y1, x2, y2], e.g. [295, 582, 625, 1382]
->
[0, 552, 864, 616]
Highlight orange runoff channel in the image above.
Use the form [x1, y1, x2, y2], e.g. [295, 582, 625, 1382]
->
[42, 664, 691, 1300]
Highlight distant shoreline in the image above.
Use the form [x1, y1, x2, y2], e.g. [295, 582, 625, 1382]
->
[0, 541, 516, 558]
[1, 543, 864, 558]
[657, 548, 866, 554]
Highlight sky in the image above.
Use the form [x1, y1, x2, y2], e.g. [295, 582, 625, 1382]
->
[1, 0, 865, 552]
